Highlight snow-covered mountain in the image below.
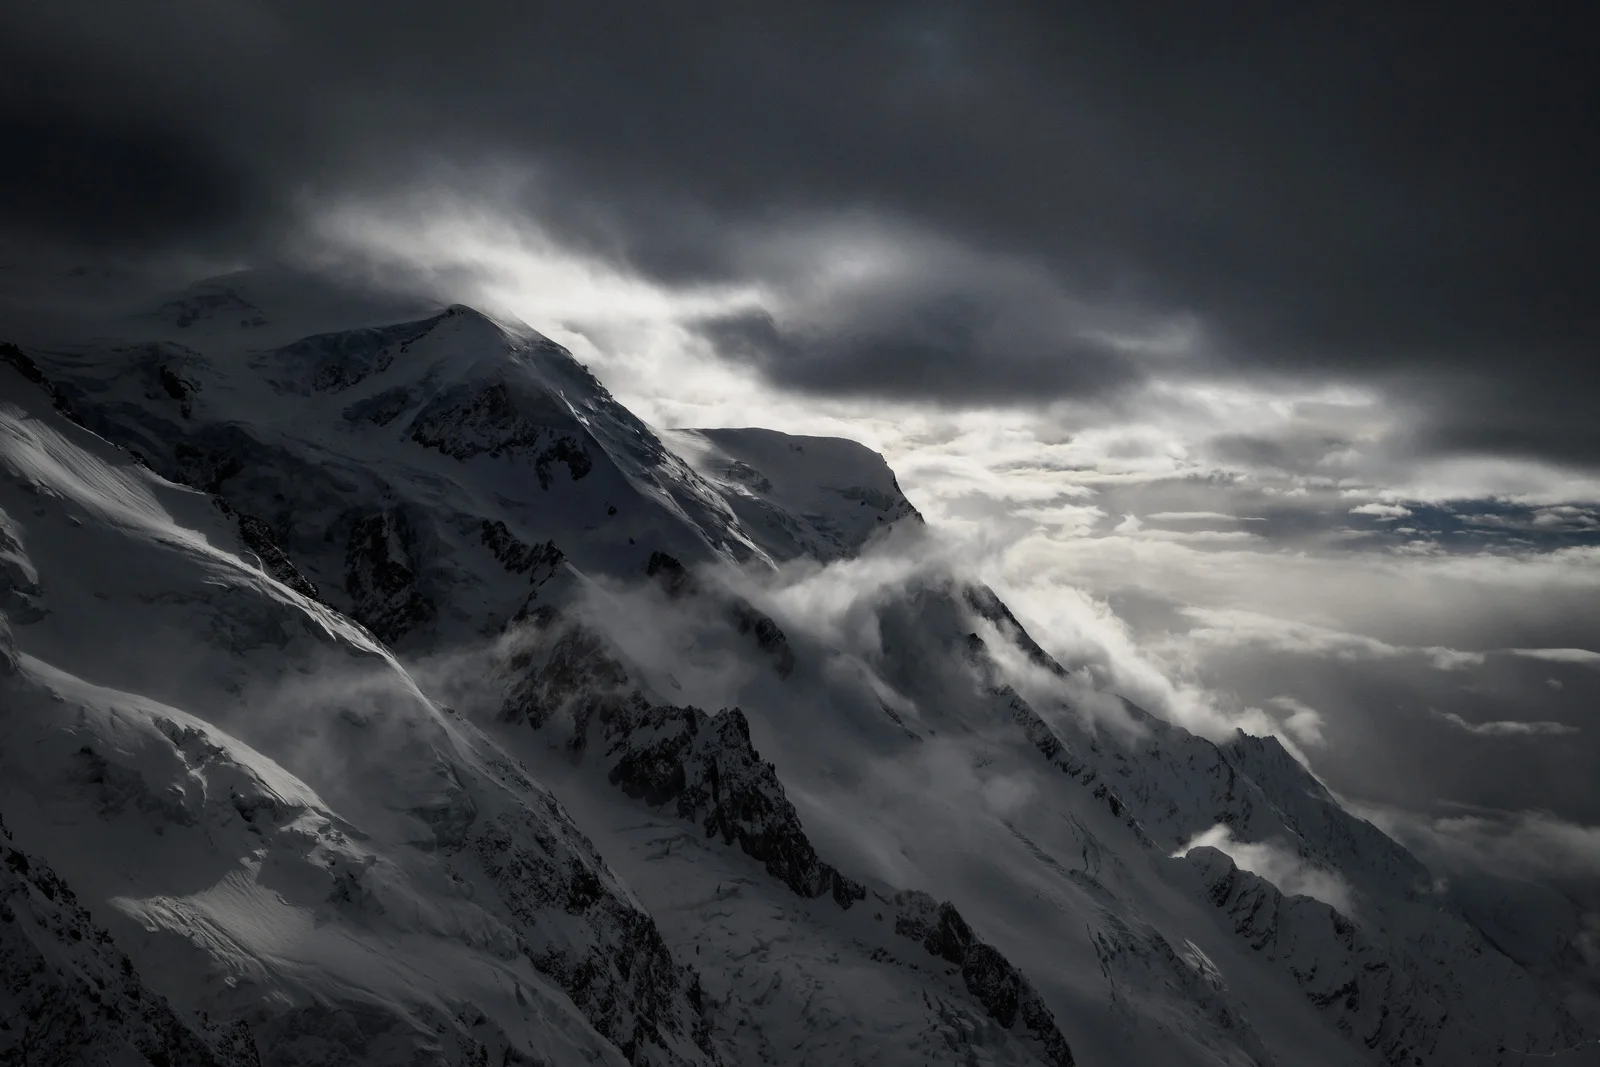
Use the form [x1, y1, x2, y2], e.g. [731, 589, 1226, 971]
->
[2, 267, 1596, 1066]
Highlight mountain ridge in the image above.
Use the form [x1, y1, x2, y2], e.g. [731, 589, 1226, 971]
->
[1, 268, 1595, 1066]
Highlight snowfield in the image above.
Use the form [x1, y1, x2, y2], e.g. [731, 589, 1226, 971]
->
[1, 268, 1596, 1066]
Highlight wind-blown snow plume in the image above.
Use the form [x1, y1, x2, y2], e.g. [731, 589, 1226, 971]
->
[1176, 824, 1357, 915]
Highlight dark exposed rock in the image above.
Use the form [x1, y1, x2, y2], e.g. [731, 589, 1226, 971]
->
[304, 328, 408, 392]
[343, 510, 434, 643]
[72, 744, 195, 826]
[892, 890, 1076, 1066]
[341, 384, 416, 427]
[0, 614, 17, 677]
[237, 515, 319, 599]
[471, 813, 720, 1065]
[501, 611, 862, 908]
[410, 381, 539, 458]
[0, 341, 77, 421]
[963, 583, 1069, 679]
[609, 705, 867, 909]
[730, 602, 796, 679]
[645, 550, 694, 598]
[534, 436, 593, 488]
[173, 441, 244, 495]
[157, 364, 194, 418]
[503, 619, 633, 737]
[723, 460, 772, 494]
[480, 519, 564, 580]
[407, 380, 594, 489]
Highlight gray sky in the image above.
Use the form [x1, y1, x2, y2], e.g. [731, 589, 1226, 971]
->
[5, 2, 1600, 908]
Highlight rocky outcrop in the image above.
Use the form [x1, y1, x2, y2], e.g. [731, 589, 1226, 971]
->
[645, 550, 694, 598]
[962, 583, 1069, 679]
[0, 507, 44, 625]
[0, 342, 77, 421]
[409, 380, 595, 489]
[0, 612, 16, 677]
[893, 890, 1076, 1067]
[502, 608, 859, 907]
[156, 363, 195, 418]
[237, 514, 320, 599]
[471, 808, 721, 1066]
[609, 705, 867, 909]
[343, 509, 435, 643]
[502, 609, 634, 735]
[729, 603, 795, 679]
[172, 439, 245, 495]
[272, 318, 434, 395]
[480, 519, 564, 581]
[341, 384, 416, 427]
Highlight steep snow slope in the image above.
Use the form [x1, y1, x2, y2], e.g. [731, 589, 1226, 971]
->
[3, 268, 1596, 1067]
[0, 364, 718, 1065]
[1, 812, 259, 1067]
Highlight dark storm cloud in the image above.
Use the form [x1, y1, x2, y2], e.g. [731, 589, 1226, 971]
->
[701, 296, 1143, 403]
[4, 2, 1598, 459]
[1207, 432, 1356, 475]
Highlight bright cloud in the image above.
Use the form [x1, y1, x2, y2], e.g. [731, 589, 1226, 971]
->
[1269, 696, 1328, 747]
[1349, 502, 1413, 520]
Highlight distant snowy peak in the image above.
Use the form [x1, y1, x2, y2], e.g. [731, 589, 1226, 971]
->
[667, 426, 923, 562]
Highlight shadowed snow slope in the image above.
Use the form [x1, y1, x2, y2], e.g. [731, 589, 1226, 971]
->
[1, 268, 1596, 1067]
[666, 427, 923, 563]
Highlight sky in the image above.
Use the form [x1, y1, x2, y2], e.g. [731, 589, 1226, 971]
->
[4, 2, 1600, 920]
